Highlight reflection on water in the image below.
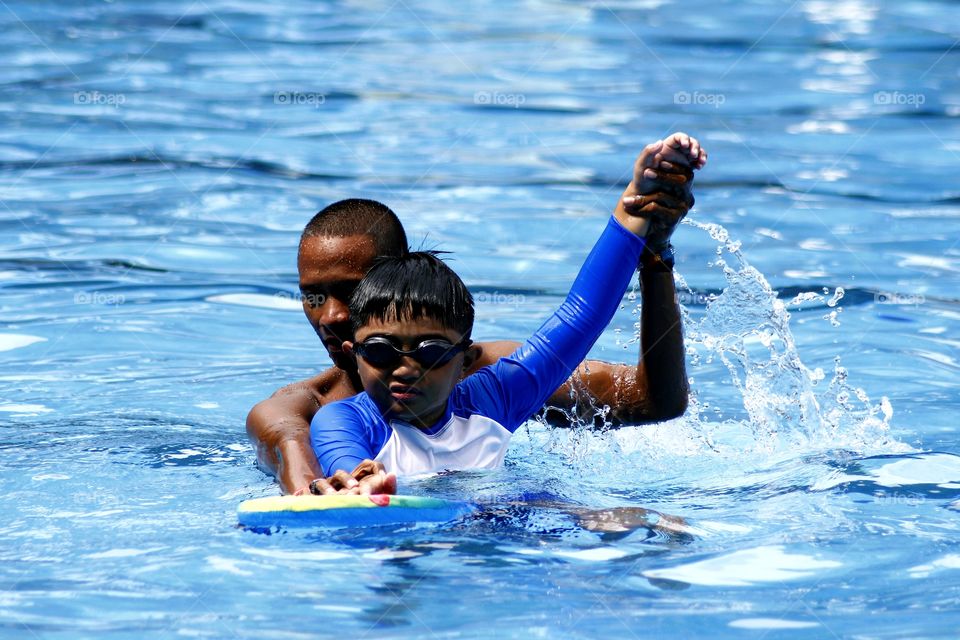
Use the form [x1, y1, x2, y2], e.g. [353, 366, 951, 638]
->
[2, 0, 959, 637]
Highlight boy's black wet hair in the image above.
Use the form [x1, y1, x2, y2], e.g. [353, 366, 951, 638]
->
[349, 251, 474, 340]
[300, 198, 408, 257]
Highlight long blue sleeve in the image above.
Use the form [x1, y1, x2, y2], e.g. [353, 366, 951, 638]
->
[456, 215, 646, 430]
[310, 395, 387, 475]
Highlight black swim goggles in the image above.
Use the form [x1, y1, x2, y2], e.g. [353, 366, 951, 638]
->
[353, 336, 471, 369]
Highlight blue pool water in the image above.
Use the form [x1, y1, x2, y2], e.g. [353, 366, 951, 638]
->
[1, 1, 959, 637]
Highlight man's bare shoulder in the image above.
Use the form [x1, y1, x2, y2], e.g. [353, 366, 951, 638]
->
[467, 340, 521, 374]
[275, 367, 357, 406]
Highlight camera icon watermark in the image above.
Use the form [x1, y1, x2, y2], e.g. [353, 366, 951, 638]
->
[674, 91, 725, 109]
[875, 292, 925, 305]
[475, 291, 526, 306]
[74, 291, 125, 306]
[474, 91, 526, 109]
[874, 91, 926, 108]
[274, 91, 326, 108]
[74, 91, 126, 108]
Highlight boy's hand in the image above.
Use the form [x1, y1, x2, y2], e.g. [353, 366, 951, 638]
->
[634, 132, 706, 193]
[307, 459, 397, 496]
[350, 459, 398, 495]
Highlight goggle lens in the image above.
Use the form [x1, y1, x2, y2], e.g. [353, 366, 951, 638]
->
[355, 337, 469, 369]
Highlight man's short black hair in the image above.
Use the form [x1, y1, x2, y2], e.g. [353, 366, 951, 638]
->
[349, 252, 474, 340]
[300, 198, 408, 257]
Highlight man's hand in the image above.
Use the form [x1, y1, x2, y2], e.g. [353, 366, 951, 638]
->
[306, 459, 397, 496]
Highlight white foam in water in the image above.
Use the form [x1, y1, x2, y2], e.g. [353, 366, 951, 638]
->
[643, 545, 841, 587]
[0, 333, 46, 352]
[908, 554, 960, 578]
[85, 548, 163, 559]
[206, 555, 254, 577]
[813, 453, 960, 490]
[553, 547, 631, 562]
[729, 618, 820, 630]
[206, 293, 301, 311]
[242, 547, 350, 562]
[0, 403, 53, 414]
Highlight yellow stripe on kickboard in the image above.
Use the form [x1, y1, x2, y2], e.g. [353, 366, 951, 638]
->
[237, 494, 454, 514]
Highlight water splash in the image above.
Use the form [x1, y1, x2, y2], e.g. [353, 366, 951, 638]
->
[674, 220, 901, 456]
[518, 220, 907, 474]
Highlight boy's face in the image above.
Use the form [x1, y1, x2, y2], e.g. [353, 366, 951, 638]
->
[297, 234, 378, 369]
[345, 316, 476, 429]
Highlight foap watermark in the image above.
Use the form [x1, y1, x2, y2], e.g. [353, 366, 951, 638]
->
[474, 91, 526, 108]
[873, 491, 924, 507]
[875, 291, 925, 306]
[274, 291, 327, 307]
[676, 290, 713, 306]
[74, 291, 125, 306]
[674, 91, 725, 109]
[475, 291, 526, 306]
[299, 292, 327, 307]
[874, 91, 926, 108]
[274, 91, 326, 108]
[74, 91, 126, 108]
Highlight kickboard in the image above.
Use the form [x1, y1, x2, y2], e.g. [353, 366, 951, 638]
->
[238, 494, 476, 528]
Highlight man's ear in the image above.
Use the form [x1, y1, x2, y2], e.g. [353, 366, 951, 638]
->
[342, 341, 355, 356]
[462, 344, 481, 372]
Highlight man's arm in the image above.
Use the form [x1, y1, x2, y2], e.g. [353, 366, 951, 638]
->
[245, 378, 325, 495]
[473, 134, 704, 427]
[544, 264, 688, 426]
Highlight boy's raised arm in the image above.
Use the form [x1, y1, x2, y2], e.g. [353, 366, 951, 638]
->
[542, 132, 706, 426]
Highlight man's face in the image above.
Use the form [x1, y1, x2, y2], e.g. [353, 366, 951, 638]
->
[298, 234, 378, 368]
[346, 316, 472, 429]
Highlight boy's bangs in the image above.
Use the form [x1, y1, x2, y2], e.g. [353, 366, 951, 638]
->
[349, 252, 474, 339]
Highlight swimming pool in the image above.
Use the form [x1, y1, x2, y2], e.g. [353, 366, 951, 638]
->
[2, 0, 959, 637]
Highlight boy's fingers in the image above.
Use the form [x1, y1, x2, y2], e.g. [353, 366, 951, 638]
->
[665, 132, 690, 149]
[655, 145, 696, 167]
[662, 132, 706, 167]
[637, 141, 664, 169]
[384, 472, 398, 495]
[350, 459, 384, 480]
[330, 469, 358, 490]
[355, 471, 397, 495]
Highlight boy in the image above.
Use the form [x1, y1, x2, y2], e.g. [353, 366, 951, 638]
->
[308, 140, 707, 495]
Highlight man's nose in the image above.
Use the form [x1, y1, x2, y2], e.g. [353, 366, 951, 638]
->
[318, 298, 349, 327]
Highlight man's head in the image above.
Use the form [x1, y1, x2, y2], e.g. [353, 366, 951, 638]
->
[297, 199, 408, 369]
[343, 252, 478, 428]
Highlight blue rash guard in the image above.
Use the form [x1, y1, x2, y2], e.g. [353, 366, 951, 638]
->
[311, 216, 646, 476]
